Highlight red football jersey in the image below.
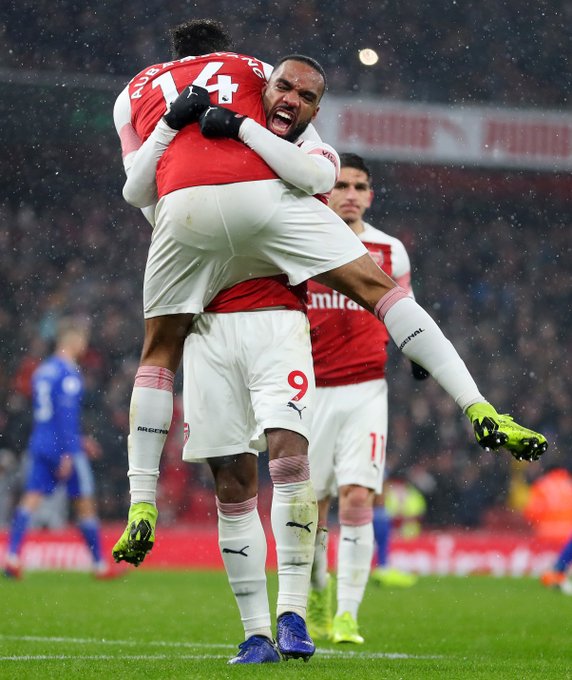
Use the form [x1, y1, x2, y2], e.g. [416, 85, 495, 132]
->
[205, 276, 308, 313]
[308, 223, 412, 386]
[126, 52, 278, 196]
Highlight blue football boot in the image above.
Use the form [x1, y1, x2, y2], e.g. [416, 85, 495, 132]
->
[276, 612, 315, 661]
[227, 635, 281, 664]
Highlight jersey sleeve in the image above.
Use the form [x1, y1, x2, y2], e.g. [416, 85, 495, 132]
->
[238, 118, 339, 194]
[261, 61, 274, 81]
[391, 239, 413, 297]
[114, 86, 165, 226]
[122, 119, 178, 209]
[113, 86, 141, 173]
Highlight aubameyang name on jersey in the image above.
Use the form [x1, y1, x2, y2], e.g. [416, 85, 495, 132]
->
[309, 290, 363, 311]
[130, 52, 264, 99]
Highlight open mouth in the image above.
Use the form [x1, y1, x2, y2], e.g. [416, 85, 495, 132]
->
[269, 108, 295, 136]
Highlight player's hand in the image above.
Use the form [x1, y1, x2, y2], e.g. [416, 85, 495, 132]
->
[411, 361, 430, 381]
[163, 84, 211, 130]
[112, 502, 158, 567]
[82, 434, 102, 460]
[199, 106, 246, 140]
[56, 454, 74, 481]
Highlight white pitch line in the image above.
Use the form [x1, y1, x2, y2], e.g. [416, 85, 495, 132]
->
[0, 635, 444, 661]
[0, 635, 233, 650]
[0, 652, 443, 662]
[316, 650, 444, 660]
[0, 655, 229, 661]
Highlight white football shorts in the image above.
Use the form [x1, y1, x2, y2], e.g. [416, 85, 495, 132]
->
[309, 378, 388, 499]
[182, 309, 315, 462]
[144, 179, 367, 318]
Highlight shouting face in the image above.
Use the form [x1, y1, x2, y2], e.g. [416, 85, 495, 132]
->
[262, 59, 324, 141]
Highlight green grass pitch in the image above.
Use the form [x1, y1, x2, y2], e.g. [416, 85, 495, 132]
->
[1, 570, 571, 679]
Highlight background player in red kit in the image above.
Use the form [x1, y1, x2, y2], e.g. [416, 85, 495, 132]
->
[111, 18, 547, 659]
[305, 153, 422, 644]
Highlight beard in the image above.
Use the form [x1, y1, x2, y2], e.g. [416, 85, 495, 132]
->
[284, 118, 311, 142]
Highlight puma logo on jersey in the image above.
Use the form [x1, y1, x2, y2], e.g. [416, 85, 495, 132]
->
[287, 401, 307, 419]
[342, 537, 359, 544]
[286, 521, 313, 533]
[222, 546, 249, 557]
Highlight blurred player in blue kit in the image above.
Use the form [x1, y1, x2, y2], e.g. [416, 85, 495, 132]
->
[3, 318, 120, 580]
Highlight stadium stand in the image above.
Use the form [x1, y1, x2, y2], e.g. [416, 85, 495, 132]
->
[0, 2, 569, 527]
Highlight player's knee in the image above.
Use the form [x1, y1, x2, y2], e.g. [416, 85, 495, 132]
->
[339, 485, 374, 525]
[214, 470, 257, 503]
[218, 482, 256, 504]
[266, 429, 308, 459]
[21, 492, 44, 513]
[74, 496, 96, 520]
[340, 484, 374, 510]
[209, 454, 257, 502]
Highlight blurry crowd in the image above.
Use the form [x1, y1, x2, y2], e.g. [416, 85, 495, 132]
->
[378, 165, 571, 529]
[1, 144, 569, 529]
[0, 2, 570, 529]
[2, 0, 570, 106]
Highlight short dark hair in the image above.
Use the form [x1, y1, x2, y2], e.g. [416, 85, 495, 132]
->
[169, 19, 234, 59]
[339, 152, 372, 181]
[273, 54, 327, 92]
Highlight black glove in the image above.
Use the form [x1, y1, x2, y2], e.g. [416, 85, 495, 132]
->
[199, 106, 246, 140]
[411, 361, 430, 381]
[163, 84, 211, 130]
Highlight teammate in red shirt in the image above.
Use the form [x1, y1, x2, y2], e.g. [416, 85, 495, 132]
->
[305, 154, 422, 643]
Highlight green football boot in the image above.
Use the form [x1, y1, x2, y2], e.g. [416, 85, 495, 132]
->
[371, 566, 418, 588]
[307, 575, 334, 640]
[466, 402, 547, 461]
[331, 612, 364, 645]
[112, 502, 158, 567]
